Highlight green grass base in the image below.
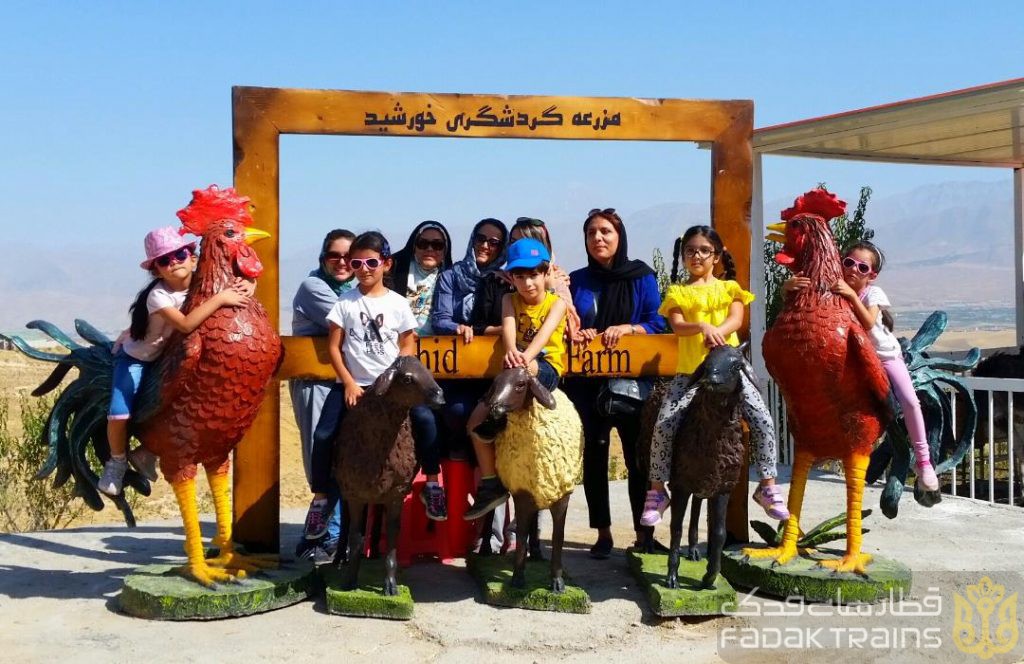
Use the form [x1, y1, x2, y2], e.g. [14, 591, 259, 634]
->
[119, 561, 314, 620]
[626, 549, 737, 616]
[466, 552, 591, 614]
[722, 545, 912, 604]
[321, 561, 414, 620]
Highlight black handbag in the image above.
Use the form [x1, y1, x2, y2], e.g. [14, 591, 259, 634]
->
[596, 377, 653, 418]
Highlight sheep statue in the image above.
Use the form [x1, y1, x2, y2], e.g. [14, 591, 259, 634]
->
[334, 355, 445, 596]
[661, 344, 749, 590]
[477, 367, 584, 593]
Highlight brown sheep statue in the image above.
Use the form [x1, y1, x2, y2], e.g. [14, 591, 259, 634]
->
[663, 343, 749, 590]
[476, 367, 584, 593]
[333, 355, 445, 595]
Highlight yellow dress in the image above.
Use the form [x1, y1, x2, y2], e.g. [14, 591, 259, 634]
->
[512, 291, 567, 375]
[659, 279, 754, 374]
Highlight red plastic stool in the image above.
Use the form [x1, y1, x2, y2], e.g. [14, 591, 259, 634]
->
[363, 460, 477, 566]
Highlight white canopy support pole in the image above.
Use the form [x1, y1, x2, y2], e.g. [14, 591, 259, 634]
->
[750, 152, 768, 384]
[1016, 167, 1024, 348]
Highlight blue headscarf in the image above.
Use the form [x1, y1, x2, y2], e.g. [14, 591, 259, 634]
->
[449, 218, 508, 318]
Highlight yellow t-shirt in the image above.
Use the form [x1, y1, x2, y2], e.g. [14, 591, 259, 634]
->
[512, 291, 567, 376]
[659, 279, 754, 374]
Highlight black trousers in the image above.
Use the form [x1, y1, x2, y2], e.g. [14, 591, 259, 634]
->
[564, 378, 645, 532]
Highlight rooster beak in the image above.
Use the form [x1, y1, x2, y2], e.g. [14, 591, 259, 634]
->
[244, 227, 272, 245]
[766, 222, 787, 244]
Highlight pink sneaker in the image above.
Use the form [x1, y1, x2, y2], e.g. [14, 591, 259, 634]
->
[753, 484, 790, 521]
[639, 490, 670, 527]
[916, 461, 939, 491]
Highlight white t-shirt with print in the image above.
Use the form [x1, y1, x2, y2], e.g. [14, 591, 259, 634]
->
[860, 285, 902, 361]
[326, 289, 417, 386]
[121, 281, 188, 362]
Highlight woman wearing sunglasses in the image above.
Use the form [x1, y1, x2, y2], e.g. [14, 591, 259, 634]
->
[99, 226, 252, 497]
[431, 218, 514, 550]
[289, 228, 356, 562]
[787, 240, 938, 492]
[389, 220, 454, 335]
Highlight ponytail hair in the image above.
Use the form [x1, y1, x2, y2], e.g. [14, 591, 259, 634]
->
[673, 225, 736, 281]
[128, 278, 161, 341]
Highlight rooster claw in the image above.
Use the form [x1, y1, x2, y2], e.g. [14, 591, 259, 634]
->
[816, 553, 872, 575]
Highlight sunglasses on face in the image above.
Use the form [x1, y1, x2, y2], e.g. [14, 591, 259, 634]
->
[474, 233, 502, 249]
[155, 247, 192, 268]
[349, 257, 383, 270]
[683, 246, 715, 260]
[842, 256, 874, 275]
[415, 238, 446, 251]
[323, 251, 348, 263]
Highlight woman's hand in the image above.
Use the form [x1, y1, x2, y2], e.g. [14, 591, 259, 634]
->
[700, 322, 727, 348]
[504, 349, 527, 369]
[601, 323, 632, 349]
[574, 327, 598, 345]
[783, 273, 811, 293]
[456, 324, 474, 344]
[830, 279, 856, 301]
[344, 382, 365, 407]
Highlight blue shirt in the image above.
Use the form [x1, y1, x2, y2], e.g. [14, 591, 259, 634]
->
[568, 269, 666, 334]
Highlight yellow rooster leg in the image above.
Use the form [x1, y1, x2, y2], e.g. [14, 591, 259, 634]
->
[743, 450, 814, 566]
[204, 466, 278, 575]
[171, 479, 238, 587]
[817, 452, 873, 575]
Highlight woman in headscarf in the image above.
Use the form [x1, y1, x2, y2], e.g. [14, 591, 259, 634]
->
[389, 220, 454, 334]
[289, 228, 356, 563]
[566, 208, 666, 560]
[431, 217, 513, 551]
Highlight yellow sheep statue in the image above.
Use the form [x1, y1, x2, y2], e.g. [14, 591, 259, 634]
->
[480, 367, 584, 592]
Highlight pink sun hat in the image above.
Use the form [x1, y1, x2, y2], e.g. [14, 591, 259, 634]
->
[140, 226, 197, 270]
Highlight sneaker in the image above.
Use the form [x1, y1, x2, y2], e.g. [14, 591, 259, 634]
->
[463, 479, 509, 521]
[302, 499, 330, 540]
[916, 461, 939, 491]
[639, 489, 670, 527]
[98, 457, 128, 496]
[420, 483, 448, 521]
[314, 539, 340, 565]
[753, 484, 790, 521]
[128, 446, 159, 482]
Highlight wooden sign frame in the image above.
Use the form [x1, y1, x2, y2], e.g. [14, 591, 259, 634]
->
[232, 86, 753, 549]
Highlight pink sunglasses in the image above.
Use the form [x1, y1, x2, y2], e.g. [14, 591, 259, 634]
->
[842, 256, 874, 275]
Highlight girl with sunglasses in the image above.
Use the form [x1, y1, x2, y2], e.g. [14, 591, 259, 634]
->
[389, 220, 453, 335]
[792, 241, 937, 491]
[290, 228, 356, 562]
[99, 226, 251, 496]
[311, 231, 449, 525]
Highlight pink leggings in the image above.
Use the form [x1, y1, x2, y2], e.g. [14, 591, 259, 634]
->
[882, 357, 929, 463]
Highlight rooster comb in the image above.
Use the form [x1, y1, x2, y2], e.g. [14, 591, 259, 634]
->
[176, 185, 253, 237]
[781, 187, 846, 222]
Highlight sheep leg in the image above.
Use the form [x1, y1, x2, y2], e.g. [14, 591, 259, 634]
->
[478, 511, 495, 556]
[687, 496, 703, 561]
[510, 496, 534, 589]
[383, 501, 402, 597]
[666, 488, 689, 589]
[341, 500, 366, 591]
[528, 512, 544, 561]
[702, 492, 729, 589]
[548, 494, 571, 594]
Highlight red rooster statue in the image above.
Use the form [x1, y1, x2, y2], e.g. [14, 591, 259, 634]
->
[744, 188, 890, 574]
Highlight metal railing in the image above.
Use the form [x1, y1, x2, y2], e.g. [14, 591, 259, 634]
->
[765, 376, 1024, 507]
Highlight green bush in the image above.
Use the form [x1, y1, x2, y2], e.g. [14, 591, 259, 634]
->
[0, 393, 85, 532]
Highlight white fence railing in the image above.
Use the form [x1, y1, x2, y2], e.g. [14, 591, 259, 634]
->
[765, 376, 1024, 507]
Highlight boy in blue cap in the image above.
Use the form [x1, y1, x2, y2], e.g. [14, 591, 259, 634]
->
[463, 238, 569, 520]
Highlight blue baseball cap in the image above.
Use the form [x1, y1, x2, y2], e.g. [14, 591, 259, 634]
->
[505, 238, 550, 271]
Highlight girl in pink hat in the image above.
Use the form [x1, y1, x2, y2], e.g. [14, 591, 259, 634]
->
[98, 226, 253, 496]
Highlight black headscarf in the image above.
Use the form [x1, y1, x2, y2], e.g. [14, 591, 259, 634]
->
[389, 220, 454, 295]
[584, 210, 654, 331]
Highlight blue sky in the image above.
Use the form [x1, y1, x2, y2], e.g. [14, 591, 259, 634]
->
[2, 1, 1021, 280]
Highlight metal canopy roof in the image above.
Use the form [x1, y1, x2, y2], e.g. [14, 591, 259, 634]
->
[754, 77, 1024, 168]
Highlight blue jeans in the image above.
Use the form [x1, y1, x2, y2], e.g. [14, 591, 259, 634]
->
[108, 349, 150, 419]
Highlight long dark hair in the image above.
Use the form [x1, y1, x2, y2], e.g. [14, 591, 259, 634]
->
[671, 225, 736, 282]
[351, 230, 392, 260]
[128, 278, 161, 341]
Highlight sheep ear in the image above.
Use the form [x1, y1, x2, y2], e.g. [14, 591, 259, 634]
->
[737, 340, 750, 358]
[375, 365, 397, 396]
[529, 376, 557, 410]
